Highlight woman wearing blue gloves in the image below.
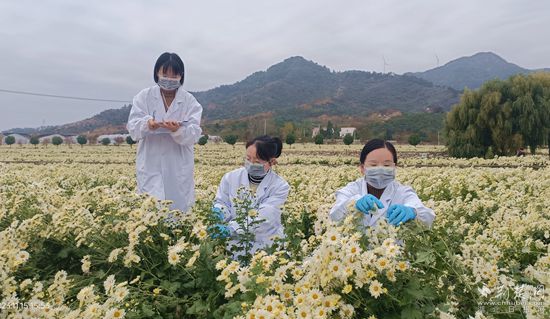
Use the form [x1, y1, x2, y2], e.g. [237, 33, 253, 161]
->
[329, 139, 434, 228]
[210, 136, 289, 253]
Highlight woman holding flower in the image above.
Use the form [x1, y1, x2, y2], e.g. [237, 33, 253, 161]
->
[330, 139, 434, 228]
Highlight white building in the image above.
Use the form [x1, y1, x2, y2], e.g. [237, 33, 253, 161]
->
[339, 127, 356, 138]
[312, 127, 322, 138]
[207, 135, 223, 143]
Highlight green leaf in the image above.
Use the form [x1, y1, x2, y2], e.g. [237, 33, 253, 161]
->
[160, 280, 180, 294]
[415, 250, 435, 264]
[141, 303, 156, 316]
[57, 247, 72, 258]
[401, 307, 423, 319]
[186, 299, 209, 315]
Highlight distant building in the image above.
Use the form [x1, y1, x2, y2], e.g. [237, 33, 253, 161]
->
[312, 127, 323, 138]
[207, 135, 223, 143]
[339, 127, 356, 138]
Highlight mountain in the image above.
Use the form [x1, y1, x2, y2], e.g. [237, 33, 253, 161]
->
[195, 56, 458, 121]
[406, 52, 539, 90]
[4, 56, 459, 136]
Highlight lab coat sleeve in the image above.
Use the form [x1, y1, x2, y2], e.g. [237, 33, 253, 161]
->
[228, 181, 290, 239]
[401, 186, 435, 228]
[213, 174, 236, 221]
[170, 95, 203, 146]
[127, 92, 153, 141]
[329, 182, 363, 222]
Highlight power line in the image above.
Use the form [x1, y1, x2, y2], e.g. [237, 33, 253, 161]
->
[0, 88, 131, 103]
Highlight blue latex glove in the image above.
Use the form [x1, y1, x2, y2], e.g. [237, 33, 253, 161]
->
[211, 206, 224, 221]
[386, 204, 416, 226]
[355, 194, 384, 214]
[208, 224, 231, 239]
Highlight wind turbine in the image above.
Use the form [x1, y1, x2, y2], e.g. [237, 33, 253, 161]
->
[435, 53, 440, 68]
[383, 56, 390, 74]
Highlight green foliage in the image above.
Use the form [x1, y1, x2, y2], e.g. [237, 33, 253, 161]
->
[76, 135, 87, 147]
[223, 135, 238, 147]
[408, 134, 421, 146]
[343, 133, 354, 145]
[195, 57, 457, 122]
[225, 187, 265, 265]
[52, 136, 63, 146]
[30, 135, 40, 147]
[5, 135, 15, 146]
[314, 134, 324, 145]
[126, 136, 136, 146]
[285, 133, 296, 147]
[366, 113, 445, 143]
[485, 146, 495, 159]
[445, 73, 550, 158]
[198, 135, 209, 146]
[101, 137, 111, 146]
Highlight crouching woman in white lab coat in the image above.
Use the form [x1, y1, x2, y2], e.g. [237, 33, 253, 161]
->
[211, 136, 290, 254]
[329, 139, 434, 228]
[127, 52, 203, 213]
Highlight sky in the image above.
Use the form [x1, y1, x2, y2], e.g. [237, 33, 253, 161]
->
[1, 0, 549, 131]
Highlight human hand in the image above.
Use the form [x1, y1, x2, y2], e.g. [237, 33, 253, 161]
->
[386, 204, 416, 226]
[355, 194, 384, 214]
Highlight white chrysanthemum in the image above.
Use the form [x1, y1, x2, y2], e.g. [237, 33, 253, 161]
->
[369, 280, 384, 299]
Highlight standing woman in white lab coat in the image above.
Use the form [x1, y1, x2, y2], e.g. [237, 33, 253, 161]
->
[127, 52, 203, 213]
[211, 136, 289, 253]
[330, 139, 435, 228]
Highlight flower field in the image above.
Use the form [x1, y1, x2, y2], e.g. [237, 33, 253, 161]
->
[0, 144, 549, 319]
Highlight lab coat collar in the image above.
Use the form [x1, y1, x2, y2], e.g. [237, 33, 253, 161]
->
[237, 167, 275, 201]
[152, 85, 186, 104]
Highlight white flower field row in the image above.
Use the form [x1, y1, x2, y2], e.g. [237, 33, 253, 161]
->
[0, 144, 548, 318]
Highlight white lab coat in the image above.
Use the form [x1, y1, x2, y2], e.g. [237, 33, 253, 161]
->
[214, 167, 289, 253]
[329, 178, 435, 228]
[127, 85, 203, 212]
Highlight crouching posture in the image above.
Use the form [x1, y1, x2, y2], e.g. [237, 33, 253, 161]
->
[330, 139, 435, 228]
[212, 136, 289, 255]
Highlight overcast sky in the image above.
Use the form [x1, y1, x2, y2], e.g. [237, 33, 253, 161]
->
[1, 0, 549, 131]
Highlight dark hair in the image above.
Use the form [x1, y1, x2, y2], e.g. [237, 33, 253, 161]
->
[360, 139, 398, 164]
[153, 52, 185, 84]
[245, 135, 283, 161]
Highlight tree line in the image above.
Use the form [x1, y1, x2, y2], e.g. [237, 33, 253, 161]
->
[445, 73, 550, 158]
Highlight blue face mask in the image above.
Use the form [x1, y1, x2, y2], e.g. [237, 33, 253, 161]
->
[364, 166, 395, 189]
[244, 159, 268, 178]
[158, 76, 181, 91]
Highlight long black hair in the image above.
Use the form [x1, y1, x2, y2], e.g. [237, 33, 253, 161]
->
[153, 52, 185, 84]
[246, 135, 283, 162]
[360, 139, 398, 164]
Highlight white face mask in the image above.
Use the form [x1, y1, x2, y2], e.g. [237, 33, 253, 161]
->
[158, 76, 181, 91]
[364, 166, 395, 189]
[244, 159, 268, 178]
